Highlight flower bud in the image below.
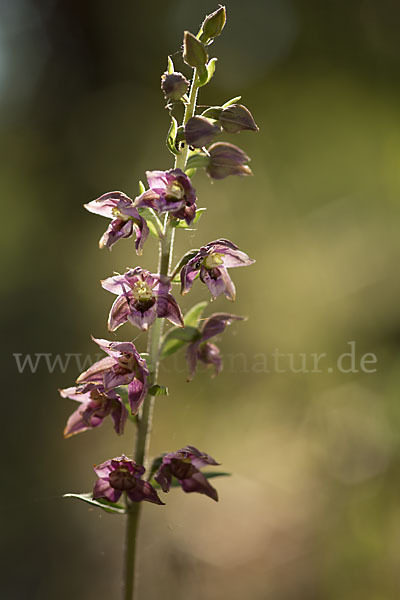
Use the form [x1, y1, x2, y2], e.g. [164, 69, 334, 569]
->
[219, 104, 259, 133]
[200, 6, 227, 44]
[206, 142, 252, 180]
[183, 31, 208, 69]
[185, 116, 221, 148]
[161, 71, 189, 101]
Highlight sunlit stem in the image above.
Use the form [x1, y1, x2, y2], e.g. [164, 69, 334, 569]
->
[122, 65, 200, 600]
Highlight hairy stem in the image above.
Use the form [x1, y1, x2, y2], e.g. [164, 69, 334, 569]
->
[175, 68, 199, 171]
[122, 67, 199, 600]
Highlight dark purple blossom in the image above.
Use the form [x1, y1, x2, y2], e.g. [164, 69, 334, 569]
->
[155, 446, 220, 501]
[134, 169, 197, 225]
[101, 267, 183, 332]
[180, 239, 255, 300]
[84, 191, 149, 254]
[219, 104, 259, 134]
[185, 116, 221, 148]
[93, 456, 164, 505]
[60, 383, 128, 438]
[186, 313, 244, 381]
[76, 337, 149, 415]
[206, 142, 252, 179]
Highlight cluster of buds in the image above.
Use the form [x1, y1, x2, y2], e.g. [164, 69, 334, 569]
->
[63, 6, 257, 513]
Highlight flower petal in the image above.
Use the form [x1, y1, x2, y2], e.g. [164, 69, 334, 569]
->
[76, 356, 116, 384]
[93, 478, 122, 502]
[201, 313, 244, 341]
[180, 471, 218, 501]
[64, 405, 94, 438]
[108, 295, 131, 332]
[128, 377, 148, 415]
[110, 401, 128, 435]
[127, 479, 165, 505]
[156, 292, 184, 327]
[84, 191, 132, 218]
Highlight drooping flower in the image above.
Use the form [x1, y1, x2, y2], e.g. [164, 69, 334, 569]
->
[206, 142, 252, 179]
[60, 383, 128, 438]
[76, 338, 149, 415]
[101, 267, 183, 332]
[180, 239, 255, 300]
[93, 455, 164, 505]
[185, 116, 221, 148]
[84, 191, 149, 254]
[186, 313, 244, 381]
[219, 104, 259, 133]
[154, 446, 220, 501]
[134, 169, 197, 225]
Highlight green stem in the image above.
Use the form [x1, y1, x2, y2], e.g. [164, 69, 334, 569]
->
[122, 65, 199, 600]
[175, 68, 199, 171]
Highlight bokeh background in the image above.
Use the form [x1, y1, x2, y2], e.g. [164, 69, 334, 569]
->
[3, 0, 400, 598]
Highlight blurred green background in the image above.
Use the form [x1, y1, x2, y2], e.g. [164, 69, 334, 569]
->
[3, 0, 400, 598]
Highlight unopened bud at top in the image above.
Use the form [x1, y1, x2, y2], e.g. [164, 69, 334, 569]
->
[200, 6, 227, 44]
[219, 104, 259, 133]
[161, 71, 190, 101]
[183, 31, 208, 70]
[206, 142, 252, 180]
[185, 116, 221, 148]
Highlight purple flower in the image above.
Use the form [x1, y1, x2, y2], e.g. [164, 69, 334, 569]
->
[186, 313, 244, 381]
[185, 116, 221, 148]
[206, 142, 252, 179]
[180, 239, 255, 300]
[84, 191, 149, 254]
[76, 337, 149, 415]
[60, 383, 128, 438]
[134, 169, 197, 225]
[219, 104, 259, 134]
[93, 455, 164, 505]
[101, 267, 184, 332]
[154, 446, 220, 501]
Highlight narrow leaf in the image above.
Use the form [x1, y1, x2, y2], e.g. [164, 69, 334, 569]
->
[172, 208, 206, 228]
[167, 56, 174, 74]
[137, 207, 163, 239]
[185, 167, 197, 178]
[222, 96, 242, 108]
[202, 471, 231, 481]
[171, 249, 200, 275]
[185, 153, 210, 171]
[184, 301, 208, 328]
[201, 106, 223, 120]
[197, 64, 209, 87]
[198, 58, 217, 88]
[64, 493, 126, 515]
[138, 180, 146, 194]
[160, 326, 200, 359]
[166, 115, 180, 156]
[148, 384, 169, 396]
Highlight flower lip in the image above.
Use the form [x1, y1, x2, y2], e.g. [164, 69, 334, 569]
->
[102, 267, 183, 332]
[180, 239, 255, 300]
[154, 446, 220, 501]
[203, 252, 224, 269]
[93, 455, 164, 505]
